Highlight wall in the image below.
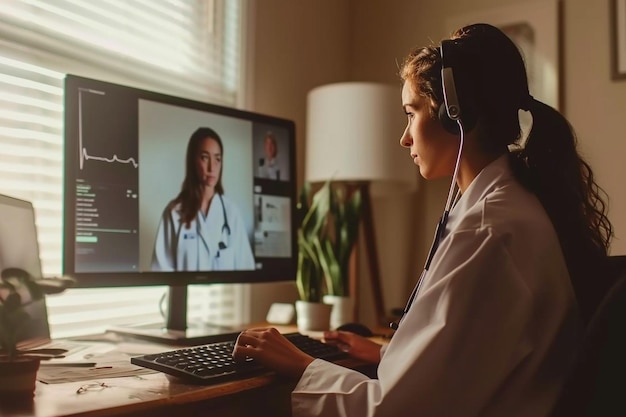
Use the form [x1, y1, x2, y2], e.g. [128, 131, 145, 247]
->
[244, 0, 353, 321]
[565, 0, 626, 254]
[246, 0, 626, 327]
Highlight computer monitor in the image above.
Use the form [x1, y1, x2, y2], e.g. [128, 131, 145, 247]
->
[0, 194, 51, 347]
[63, 74, 297, 345]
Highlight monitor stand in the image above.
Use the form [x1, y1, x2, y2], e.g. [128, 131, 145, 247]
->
[107, 285, 244, 346]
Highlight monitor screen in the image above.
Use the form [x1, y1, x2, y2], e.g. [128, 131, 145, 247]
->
[0, 194, 50, 346]
[63, 75, 297, 344]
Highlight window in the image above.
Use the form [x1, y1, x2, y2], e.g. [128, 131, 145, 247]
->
[0, 0, 244, 338]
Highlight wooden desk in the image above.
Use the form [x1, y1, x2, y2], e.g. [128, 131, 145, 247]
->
[12, 369, 297, 417]
[1, 325, 385, 417]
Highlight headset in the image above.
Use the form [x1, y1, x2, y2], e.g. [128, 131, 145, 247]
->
[437, 39, 478, 135]
[390, 39, 470, 331]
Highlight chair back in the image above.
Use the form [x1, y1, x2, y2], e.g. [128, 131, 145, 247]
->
[551, 255, 626, 416]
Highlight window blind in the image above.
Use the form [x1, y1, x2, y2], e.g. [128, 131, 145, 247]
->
[0, 0, 245, 339]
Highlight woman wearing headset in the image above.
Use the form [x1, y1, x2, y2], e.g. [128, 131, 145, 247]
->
[152, 127, 254, 271]
[233, 24, 613, 416]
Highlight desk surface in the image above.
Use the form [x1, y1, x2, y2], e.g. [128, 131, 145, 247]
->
[1, 325, 387, 417]
[22, 368, 296, 417]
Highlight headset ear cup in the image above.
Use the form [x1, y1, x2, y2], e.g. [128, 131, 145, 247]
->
[438, 103, 479, 134]
[438, 103, 460, 134]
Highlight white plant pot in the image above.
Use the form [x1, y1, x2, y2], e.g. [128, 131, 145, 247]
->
[323, 295, 355, 330]
[295, 300, 333, 332]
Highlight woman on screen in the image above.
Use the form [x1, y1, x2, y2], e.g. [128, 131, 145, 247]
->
[257, 131, 281, 180]
[151, 127, 255, 271]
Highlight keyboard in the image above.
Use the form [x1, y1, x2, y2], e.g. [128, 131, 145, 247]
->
[130, 332, 347, 384]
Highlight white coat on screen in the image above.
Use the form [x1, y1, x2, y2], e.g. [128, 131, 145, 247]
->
[152, 194, 255, 271]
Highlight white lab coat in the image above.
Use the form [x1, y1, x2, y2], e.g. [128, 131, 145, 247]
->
[292, 155, 582, 417]
[151, 195, 255, 271]
[258, 158, 280, 180]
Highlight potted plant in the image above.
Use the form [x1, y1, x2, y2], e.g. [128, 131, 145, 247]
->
[0, 267, 74, 401]
[295, 181, 333, 331]
[317, 183, 362, 329]
[295, 180, 362, 331]
[318, 183, 362, 297]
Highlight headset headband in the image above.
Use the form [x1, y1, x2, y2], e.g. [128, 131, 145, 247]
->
[440, 39, 461, 121]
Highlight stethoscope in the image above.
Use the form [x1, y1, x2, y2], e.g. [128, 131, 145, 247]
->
[196, 194, 231, 258]
[216, 194, 231, 255]
[390, 118, 465, 331]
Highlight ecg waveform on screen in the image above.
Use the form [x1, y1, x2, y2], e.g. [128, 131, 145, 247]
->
[80, 147, 138, 170]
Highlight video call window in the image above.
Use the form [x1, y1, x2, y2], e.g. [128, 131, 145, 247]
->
[66, 78, 295, 278]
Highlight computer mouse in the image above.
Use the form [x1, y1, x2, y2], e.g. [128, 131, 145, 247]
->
[335, 322, 374, 337]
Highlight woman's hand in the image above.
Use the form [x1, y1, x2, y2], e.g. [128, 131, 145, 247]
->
[323, 331, 382, 364]
[232, 327, 315, 379]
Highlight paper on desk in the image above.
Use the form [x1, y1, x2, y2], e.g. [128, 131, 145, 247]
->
[37, 350, 157, 384]
[113, 341, 175, 355]
[39, 340, 111, 367]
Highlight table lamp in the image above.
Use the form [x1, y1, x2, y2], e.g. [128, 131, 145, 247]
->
[305, 82, 418, 325]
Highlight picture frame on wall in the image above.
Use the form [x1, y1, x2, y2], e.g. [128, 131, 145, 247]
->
[446, 0, 561, 110]
[612, 0, 626, 80]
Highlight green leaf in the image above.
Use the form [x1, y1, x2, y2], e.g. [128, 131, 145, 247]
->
[296, 180, 363, 299]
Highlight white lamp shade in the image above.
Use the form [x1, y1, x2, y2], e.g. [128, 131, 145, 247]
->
[305, 82, 418, 195]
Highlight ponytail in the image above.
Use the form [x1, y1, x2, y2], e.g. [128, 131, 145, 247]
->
[509, 97, 614, 323]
